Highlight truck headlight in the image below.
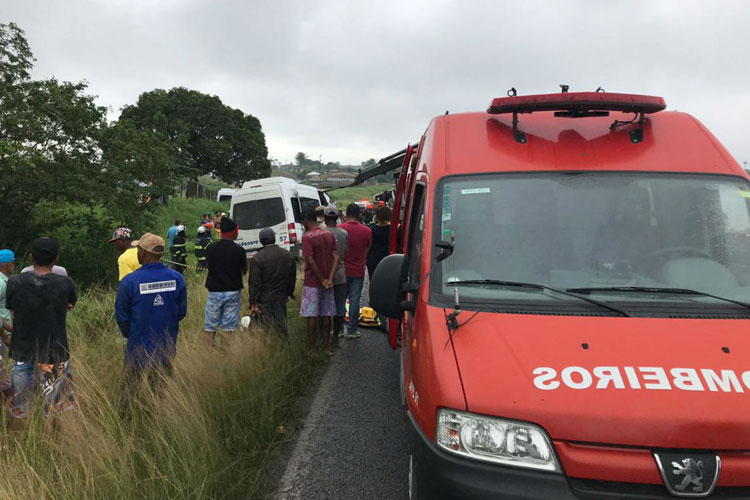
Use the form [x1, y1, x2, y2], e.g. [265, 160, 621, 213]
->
[436, 409, 560, 472]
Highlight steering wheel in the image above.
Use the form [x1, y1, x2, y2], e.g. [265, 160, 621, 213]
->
[642, 246, 713, 263]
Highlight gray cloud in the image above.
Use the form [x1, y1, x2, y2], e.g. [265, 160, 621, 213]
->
[5, 0, 749, 165]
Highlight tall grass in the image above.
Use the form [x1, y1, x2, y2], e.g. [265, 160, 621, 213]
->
[0, 270, 320, 499]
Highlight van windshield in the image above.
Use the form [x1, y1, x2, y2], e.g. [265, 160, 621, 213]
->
[234, 198, 286, 230]
[434, 173, 750, 309]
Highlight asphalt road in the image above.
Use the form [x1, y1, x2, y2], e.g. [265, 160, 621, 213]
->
[276, 324, 409, 500]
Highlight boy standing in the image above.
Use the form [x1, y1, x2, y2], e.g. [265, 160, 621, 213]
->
[6, 238, 77, 418]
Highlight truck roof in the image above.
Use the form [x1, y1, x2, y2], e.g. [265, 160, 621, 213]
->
[430, 110, 743, 178]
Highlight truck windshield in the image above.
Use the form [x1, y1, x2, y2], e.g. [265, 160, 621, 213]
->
[435, 172, 750, 308]
[234, 197, 285, 230]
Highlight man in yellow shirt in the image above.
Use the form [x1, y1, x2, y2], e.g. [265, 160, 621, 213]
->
[108, 227, 141, 281]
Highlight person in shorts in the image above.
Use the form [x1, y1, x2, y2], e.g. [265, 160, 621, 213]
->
[300, 209, 339, 351]
[323, 205, 348, 347]
[6, 238, 77, 419]
[204, 217, 247, 347]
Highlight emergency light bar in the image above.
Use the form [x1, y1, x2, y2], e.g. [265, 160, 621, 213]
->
[487, 91, 667, 144]
[487, 92, 666, 115]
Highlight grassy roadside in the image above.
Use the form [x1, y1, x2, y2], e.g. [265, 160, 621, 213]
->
[0, 197, 324, 500]
[327, 183, 393, 208]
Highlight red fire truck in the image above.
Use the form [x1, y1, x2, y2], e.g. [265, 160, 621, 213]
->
[369, 89, 750, 499]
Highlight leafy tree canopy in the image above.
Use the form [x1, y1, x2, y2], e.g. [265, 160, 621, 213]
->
[120, 87, 271, 185]
[0, 22, 178, 284]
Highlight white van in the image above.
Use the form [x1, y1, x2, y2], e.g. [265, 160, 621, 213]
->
[230, 177, 331, 256]
[216, 188, 236, 203]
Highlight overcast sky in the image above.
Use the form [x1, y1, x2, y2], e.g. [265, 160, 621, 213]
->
[5, 0, 750, 166]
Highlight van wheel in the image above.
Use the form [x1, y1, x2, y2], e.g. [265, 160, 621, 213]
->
[409, 454, 426, 500]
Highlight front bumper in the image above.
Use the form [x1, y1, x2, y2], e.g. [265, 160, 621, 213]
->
[407, 411, 750, 499]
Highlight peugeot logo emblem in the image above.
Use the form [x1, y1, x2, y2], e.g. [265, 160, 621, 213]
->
[654, 452, 721, 498]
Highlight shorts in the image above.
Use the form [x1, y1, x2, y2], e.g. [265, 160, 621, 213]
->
[10, 360, 76, 419]
[300, 286, 336, 317]
[205, 290, 242, 332]
[333, 283, 347, 317]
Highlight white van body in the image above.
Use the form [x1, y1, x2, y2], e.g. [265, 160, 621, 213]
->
[231, 177, 330, 256]
[216, 188, 236, 203]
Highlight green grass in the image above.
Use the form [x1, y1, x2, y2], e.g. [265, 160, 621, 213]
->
[327, 183, 393, 208]
[0, 198, 324, 500]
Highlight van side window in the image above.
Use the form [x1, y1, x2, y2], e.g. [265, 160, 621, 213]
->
[300, 197, 319, 215]
[291, 198, 302, 223]
[407, 184, 426, 283]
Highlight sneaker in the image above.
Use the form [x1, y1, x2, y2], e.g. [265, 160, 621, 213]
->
[347, 330, 361, 339]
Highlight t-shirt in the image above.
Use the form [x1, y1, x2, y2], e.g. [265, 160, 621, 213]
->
[118, 247, 142, 281]
[166, 225, 178, 249]
[21, 265, 68, 276]
[338, 221, 372, 278]
[368, 224, 391, 262]
[6, 271, 77, 363]
[0, 272, 11, 326]
[302, 227, 336, 287]
[324, 226, 348, 285]
[205, 239, 247, 292]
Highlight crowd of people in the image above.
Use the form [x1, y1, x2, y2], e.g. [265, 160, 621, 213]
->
[0, 200, 392, 420]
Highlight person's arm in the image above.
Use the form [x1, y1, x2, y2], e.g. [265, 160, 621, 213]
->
[177, 276, 188, 321]
[248, 256, 262, 306]
[286, 255, 297, 298]
[327, 248, 339, 289]
[240, 247, 248, 275]
[365, 226, 373, 255]
[1, 318, 11, 333]
[114, 279, 132, 337]
[67, 279, 78, 311]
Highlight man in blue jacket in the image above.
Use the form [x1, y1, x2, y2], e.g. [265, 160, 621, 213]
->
[115, 232, 187, 413]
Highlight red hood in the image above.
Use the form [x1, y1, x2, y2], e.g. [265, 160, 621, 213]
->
[450, 312, 750, 449]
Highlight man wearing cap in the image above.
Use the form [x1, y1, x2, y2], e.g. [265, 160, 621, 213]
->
[109, 227, 141, 281]
[338, 203, 372, 339]
[323, 205, 348, 346]
[204, 217, 247, 346]
[248, 227, 296, 336]
[0, 249, 15, 398]
[6, 238, 78, 418]
[115, 233, 187, 413]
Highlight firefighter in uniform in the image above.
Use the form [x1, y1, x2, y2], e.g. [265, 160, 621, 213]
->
[194, 225, 212, 272]
[171, 225, 187, 274]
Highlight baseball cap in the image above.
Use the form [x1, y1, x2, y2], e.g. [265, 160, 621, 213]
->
[315, 205, 326, 213]
[0, 249, 14, 264]
[323, 204, 339, 217]
[259, 227, 276, 245]
[132, 232, 165, 255]
[108, 227, 133, 243]
[31, 238, 59, 263]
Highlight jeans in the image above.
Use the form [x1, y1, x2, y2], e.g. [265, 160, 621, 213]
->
[346, 277, 364, 333]
[205, 290, 242, 332]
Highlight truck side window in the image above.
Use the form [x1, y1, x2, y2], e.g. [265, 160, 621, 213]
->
[407, 184, 426, 283]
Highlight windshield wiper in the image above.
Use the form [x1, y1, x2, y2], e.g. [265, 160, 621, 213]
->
[566, 286, 750, 311]
[446, 280, 629, 317]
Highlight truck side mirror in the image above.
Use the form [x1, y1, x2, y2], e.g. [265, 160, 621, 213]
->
[370, 254, 408, 319]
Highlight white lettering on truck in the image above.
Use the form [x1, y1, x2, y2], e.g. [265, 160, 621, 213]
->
[533, 367, 750, 393]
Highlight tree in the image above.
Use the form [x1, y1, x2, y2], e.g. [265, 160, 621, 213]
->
[295, 151, 309, 168]
[0, 23, 178, 284]
[119, 87, 271, 185]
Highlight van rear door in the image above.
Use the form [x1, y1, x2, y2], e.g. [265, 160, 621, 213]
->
[232, 185, 291, 254]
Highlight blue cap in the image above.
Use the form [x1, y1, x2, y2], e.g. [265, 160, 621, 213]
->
[0, 249, 14, 264]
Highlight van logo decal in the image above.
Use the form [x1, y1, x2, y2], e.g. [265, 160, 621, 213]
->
[654, 452, 720, 497]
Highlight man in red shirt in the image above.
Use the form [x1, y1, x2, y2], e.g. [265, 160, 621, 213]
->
[338, 203, 372, 338]
[300, 209, 339, 351]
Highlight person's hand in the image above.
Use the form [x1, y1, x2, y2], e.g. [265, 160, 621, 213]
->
[66, 303, 74, 311]
[323, 279, 333, 290]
